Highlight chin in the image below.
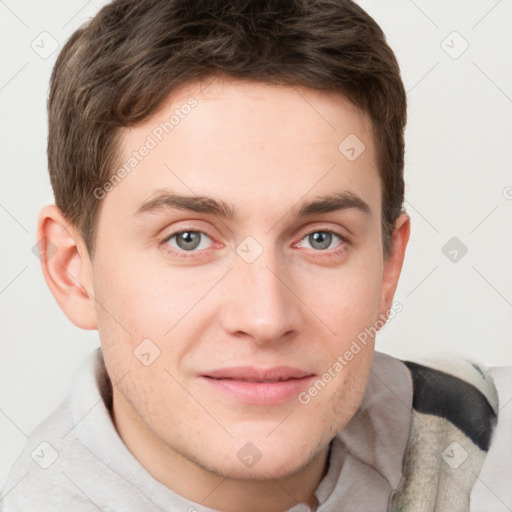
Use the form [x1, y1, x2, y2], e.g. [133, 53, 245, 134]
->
[223, 455, 312, 481]
[207, 436, 321, 481]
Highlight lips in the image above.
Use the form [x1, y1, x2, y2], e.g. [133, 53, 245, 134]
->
[203, 366, 312, 382]
[200, 366, 315, 405]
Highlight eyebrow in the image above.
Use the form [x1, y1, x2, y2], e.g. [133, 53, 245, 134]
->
[133, 189, 371, 220]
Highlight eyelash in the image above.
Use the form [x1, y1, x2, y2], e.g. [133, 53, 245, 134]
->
[160, 227, 350, 259]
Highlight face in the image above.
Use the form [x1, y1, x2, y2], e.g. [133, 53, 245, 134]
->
[87, 77, 402, 482]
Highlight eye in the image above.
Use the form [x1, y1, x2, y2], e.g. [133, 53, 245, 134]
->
[164, 230, 213, 252]
[297, 230, 344, 251]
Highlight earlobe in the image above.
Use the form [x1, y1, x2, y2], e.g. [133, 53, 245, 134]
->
[378, 213, 410, 320]
[36, 204, 97, 330]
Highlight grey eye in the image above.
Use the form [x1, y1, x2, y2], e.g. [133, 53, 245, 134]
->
[175, 231, 202, 250]
[163, 229, 214, 255]
[299, 230, 344, 251]
[308, 231, 333, 250]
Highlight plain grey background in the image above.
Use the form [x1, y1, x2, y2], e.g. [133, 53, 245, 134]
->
[1, 0, 511, 491]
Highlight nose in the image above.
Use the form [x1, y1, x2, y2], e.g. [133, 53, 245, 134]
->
[220, 248, 304, 345]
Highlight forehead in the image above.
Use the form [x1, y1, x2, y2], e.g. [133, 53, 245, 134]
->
[107, 76, 380, 220]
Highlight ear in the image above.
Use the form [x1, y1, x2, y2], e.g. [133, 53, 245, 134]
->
[36, 204, 97, 330]
[378, 213, 410, 319]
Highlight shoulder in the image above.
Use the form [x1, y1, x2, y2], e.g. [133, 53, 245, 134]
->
[0, 349, 159, 511]
[389, 354, 509, 512]
[402, 356, 498, 452]
[0, 396, 98, 511]
[0, 350, 110, 511]
[470, 365, 512, 511]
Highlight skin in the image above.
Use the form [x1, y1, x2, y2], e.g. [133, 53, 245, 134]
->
[38, 76, 410, 512]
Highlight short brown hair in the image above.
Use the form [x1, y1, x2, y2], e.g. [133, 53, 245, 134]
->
[48, 0, 406, 258]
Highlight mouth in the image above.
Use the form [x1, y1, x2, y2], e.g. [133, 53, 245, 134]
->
[200, 366, 315, 405]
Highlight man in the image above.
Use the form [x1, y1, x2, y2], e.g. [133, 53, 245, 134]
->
[1, 1, 510, 511]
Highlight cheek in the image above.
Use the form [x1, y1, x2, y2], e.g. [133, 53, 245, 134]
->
[330, 348, 373, 414]
[92, 256, 224, 388]
[306, 262, 383, 341]
[295, 261, 381, 429]
[93, 255, 197, 337]
[303, 344, 374, 442]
